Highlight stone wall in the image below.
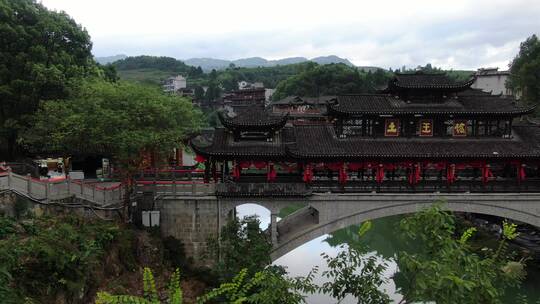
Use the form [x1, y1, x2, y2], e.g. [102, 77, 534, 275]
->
[0, 190, 123, 220]
[157, 196, 226, 264]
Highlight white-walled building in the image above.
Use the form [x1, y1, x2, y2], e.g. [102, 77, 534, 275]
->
[163, 75, 187, 93]
[237, 81, 265, 90]
[471, 68, 512, 96]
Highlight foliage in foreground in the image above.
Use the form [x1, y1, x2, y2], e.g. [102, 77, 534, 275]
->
[320, 221, 391, 304]
[97, 268, 183, 304]
[97, 266, 316, 304]
[395, 204, 526, 304]
[0, 215, 135, 304]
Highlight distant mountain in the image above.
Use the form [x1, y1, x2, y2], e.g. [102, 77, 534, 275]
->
[183, 55, 365, 71]
[183, 57, 231, 71]
[232, 57, 268, 67]
[95, 54, 127, 65]
[270, 57, 308, 66]
[311, 55, 354, 67]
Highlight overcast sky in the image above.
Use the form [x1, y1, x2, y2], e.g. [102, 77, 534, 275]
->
[40, 0, 539, 70]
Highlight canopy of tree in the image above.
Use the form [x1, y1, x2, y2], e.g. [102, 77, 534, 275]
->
[509, 34, 540, 115]
[272, 63, 391, 100]
[23, 80, 203, 172]
[0, 0, 94, 158]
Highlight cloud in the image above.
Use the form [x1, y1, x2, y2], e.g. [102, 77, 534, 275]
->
[41, 0, 540, 70]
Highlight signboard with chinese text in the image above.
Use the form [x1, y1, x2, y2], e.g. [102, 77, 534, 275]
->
[384, 119, 400, 136]
[419, 119, 433, 137]
[453, 120, 467, 137]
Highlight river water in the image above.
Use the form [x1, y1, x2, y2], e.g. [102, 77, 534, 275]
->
[236, 204, 540, 303]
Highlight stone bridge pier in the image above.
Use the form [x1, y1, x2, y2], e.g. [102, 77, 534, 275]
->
[156, 193, 540, 263]
[156, 195, 300, 261]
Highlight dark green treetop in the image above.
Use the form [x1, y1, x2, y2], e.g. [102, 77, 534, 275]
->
[0, 0, 94, 158]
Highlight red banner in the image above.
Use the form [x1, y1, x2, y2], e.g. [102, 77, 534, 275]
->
[376, 164, 384, 184]
[303, 164, 313, 183]
[447, 164, 456, 184]
[267, 163, 277, 182]
[338, 165, 348, 184]
[482, 164, 493, 184]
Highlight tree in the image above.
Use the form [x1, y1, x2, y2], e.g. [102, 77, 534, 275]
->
[272, 63, 391, 100]
[508, 34, 540, 113]
[0, 0, 94, 159]
[395, 203, 526, 304]
[22, 80, 203, 176]
[194, 86, 205, 100]
[207, 215, 272, 282]
[319, 221, 392, 304]
[317, 204, 527, 304]
[98, 64, 120, 83]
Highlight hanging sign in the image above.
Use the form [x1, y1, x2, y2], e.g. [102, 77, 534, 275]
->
[453, 120, 467, 137]
[384, 119, 400, 137]
[419, 119, 433, 137]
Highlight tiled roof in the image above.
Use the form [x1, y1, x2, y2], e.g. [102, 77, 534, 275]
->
[270, 95, 337, 106]
[191, 124, 540, 160]
[219, 107, 288, 131]
[190, 127, 294, 159]
[457, 88, 494, 96]
[287, 125, 540, 159]
[328, 94, 534, 116]
[390, 72, 475, 90]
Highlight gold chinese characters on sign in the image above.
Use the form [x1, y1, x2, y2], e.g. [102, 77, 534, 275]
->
[419, 119, 433, 136]
[384, 119, 399, 136]
[453, 120, 467, 137]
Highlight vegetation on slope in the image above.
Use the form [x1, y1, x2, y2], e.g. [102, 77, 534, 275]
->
[0, 214, 137, 303]
[272, 63, 390, 100]
[508, 34, 540, 116]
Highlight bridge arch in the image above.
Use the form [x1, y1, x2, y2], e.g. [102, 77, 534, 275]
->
[234, 203, 273, 230]
[271, 194, 540, 261]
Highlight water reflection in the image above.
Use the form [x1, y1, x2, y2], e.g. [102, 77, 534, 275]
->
[235, 205, 540, 303]
[274, 237, 401, 303]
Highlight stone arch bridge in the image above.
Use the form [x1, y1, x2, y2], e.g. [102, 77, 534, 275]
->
[154, 192, 540, 262]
